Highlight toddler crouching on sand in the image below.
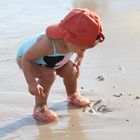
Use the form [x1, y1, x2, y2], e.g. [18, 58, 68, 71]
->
[16, 8, 105, 123]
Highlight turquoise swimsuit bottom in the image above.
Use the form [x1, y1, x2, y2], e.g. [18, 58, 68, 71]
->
[17, 33, 73, 69]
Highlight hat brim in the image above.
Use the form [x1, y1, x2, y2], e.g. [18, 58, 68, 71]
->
[46, 24, 64, 39]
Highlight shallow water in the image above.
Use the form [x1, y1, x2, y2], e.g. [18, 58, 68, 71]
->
[0, 0, 140, 140]
[1, 0, 139, 49]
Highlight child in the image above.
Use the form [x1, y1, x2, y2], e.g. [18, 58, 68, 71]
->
[17, 8, 105, 123]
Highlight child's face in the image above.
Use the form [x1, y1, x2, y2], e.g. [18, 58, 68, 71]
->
[65, 40, 99, 53]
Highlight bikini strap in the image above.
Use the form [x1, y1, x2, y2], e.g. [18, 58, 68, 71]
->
[50, 39, 57, 54]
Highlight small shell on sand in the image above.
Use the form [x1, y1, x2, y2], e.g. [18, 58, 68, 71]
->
[97, 75, 105, 81]
[134, 96, 140, 100]
[113, 85, 117, 89]
[118, 65, 125, 71]
[83, 106, 96, 114]
[113, 93, 123, 97]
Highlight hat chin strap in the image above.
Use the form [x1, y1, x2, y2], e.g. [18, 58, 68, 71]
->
[98, 32, 105, 42]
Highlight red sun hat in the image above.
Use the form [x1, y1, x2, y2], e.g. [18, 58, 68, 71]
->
[46, 8, 105, 46]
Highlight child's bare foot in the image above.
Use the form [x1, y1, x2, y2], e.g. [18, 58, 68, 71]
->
[33, 105, 58, 123]
[67, 92, 91, 107]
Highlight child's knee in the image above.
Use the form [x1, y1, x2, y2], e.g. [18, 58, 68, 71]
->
[67, 62, 77, 75]
[48, 70, 57, 82]
[40, 68, 56, 83]
[57, 61, 77, 78]
[17, 57, 23, 69]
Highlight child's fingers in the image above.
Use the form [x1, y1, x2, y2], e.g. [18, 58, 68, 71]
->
[76, 66, 80, 78]
[37, 85, 46, 97]
[39, 88, 46, 97]
[41, 91, 46, 97]
[73, 64, 80, 78]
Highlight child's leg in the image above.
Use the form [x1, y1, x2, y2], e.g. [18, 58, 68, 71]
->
[56, 61, 77, 96]
[56, 61, 90, 107]
[17, 57, 58, 122]
[17, 57, 56, 104]
[35, 67, 56, 107]
[33, 68, 58, 122]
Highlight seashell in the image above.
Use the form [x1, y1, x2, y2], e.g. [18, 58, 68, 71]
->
[97, 75, 105, 81]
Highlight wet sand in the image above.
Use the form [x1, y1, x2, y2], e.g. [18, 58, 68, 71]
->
[0, 0, 140, 140]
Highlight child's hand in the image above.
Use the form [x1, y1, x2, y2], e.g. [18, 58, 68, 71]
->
[74, 52, 85, 78]
[74, 58, 81, 78]
[28, 82, 46, 97]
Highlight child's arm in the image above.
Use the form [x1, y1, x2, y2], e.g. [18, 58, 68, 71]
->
[74, 51, 85, 78]
[22, 35, 51, 96]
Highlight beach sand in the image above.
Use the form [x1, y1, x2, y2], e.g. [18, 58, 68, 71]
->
[0, 0, 140, 140]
